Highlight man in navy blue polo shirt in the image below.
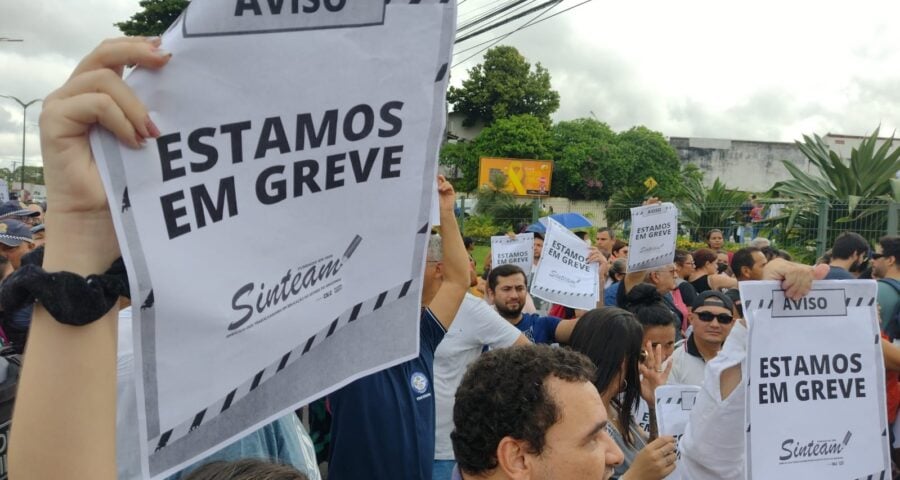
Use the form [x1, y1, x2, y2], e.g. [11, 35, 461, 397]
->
[328, 176, 469, 480]
[486, 264, 578, 345]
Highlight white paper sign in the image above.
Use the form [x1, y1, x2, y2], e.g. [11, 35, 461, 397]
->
[627, 202, 678, 272]
[90, 1, 456, 477]
[530, 218, 598, 310]
[0, 180, 9, 203]
[741, 280, 890, 479]
[655, 385, 701, 480]
[491, 233, 534, 276]
[635, 398, 652, 435]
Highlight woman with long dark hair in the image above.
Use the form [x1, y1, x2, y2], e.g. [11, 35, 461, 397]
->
[568, 308, 676, 479]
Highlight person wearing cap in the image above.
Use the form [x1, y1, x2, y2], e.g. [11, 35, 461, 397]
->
[0, 219, 35, 269]
[0, 200, 40, 225]
[26, 203, 44, 225]
[30, 224, 45, 248]
[667, 291, 736, 386]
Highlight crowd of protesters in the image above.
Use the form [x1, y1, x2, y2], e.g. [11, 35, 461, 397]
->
[5, 37, 900, 480]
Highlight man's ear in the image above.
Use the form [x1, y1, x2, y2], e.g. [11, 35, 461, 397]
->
[496, 437, 532, 479]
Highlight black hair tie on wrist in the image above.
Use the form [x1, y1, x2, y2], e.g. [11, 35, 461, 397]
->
[0, 259, 130, 327]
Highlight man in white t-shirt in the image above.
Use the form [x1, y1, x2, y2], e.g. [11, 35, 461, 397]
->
[432, 257, 529, 480]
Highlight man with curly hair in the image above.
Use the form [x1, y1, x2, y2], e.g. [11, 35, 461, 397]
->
[451, 344, 624, 479]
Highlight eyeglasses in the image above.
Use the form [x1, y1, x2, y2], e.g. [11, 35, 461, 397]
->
[872, 253, 884, 260]
[696, 311, 734, 324]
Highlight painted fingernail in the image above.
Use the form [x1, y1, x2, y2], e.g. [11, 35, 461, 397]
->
[146, 117, 161, 138]
[154, 48, 172, 58]
[135, 132, 147, 148]
[145, 36, 161, 44]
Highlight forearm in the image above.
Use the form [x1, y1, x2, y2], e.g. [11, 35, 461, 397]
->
[596, 271, 606, 308]
[624, 271, 647, 295]
[438, 207, 468, 291]
[10, 213, 120, 479]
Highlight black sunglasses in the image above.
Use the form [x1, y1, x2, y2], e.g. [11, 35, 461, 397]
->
[696, 311, 734, 324]
[872, 253, 884, 260]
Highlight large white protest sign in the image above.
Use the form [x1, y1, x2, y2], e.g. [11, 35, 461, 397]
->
[655, 385, 701, 480]
[0, 180, 8, 203]
[627, 202, 677, 272]
[530, 218, 598, 310]
[491, 233, 534, 276]
[90, 1, 456, 477]
[741, 281, 889, 479]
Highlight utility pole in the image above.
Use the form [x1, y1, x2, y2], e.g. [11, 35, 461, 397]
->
[0, 95, 42, 192]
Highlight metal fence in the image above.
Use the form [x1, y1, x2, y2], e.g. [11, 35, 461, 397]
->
[459, 196, 900, 264]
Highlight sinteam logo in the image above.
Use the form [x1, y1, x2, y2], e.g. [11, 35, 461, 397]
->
[410, 372, 429, 395]
[779, 431, 852, 466]
[227, 235, 362, 334]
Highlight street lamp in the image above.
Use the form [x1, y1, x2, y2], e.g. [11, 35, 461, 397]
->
[0, 38, 24, 43]
[0, 95, 42, 193]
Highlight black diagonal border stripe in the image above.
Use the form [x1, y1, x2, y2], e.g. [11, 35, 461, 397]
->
[435, 62, 448, 82]
[151, 279, 415, 451]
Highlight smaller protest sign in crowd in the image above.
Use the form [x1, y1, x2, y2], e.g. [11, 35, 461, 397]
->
[5, 3, 900, 480]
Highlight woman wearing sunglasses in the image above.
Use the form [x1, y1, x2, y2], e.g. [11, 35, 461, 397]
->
[668, 291, 737, 387]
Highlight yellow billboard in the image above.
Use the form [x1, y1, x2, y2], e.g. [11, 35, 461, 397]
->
[478, 157, 553, 197]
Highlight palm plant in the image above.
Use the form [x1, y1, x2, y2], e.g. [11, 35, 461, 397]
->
[768, 128, 900, 249]
[675, 177, 747, 241]
[474, 171, 533, 231]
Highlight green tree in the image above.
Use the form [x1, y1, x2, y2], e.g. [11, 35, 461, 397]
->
[0, 168, 13, 186]
[116, 0, 189, 36]
[439, 141, 478, 192]
[439, 115, 552, 192]
[448, 46, 560, 127]
[612, 126, 682, 195]
[474, 114, 553, 160]
[549, 118, 616, 199]
[11, 166, 44, 186]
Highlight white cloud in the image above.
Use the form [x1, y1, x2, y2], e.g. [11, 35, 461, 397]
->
[452, 0, 900, 142]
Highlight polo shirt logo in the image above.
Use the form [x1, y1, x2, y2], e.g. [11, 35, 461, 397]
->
[410, 371, 429, 395]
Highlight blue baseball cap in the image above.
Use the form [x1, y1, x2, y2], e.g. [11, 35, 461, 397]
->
[0, 219, 33, 247]
[0, 201, 38, 220]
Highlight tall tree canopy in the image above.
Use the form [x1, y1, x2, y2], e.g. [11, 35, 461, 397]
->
[116, 0, 189, 36]
[448, 46, 560, 127]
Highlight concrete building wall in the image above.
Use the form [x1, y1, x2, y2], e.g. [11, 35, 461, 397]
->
[822, 133, 897, 160]
[447, 111, 484, 142]
[669, 137, 813, 192]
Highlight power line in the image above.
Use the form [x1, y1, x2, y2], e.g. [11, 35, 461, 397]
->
[452, 0, 595, 65]
[457, 0, 530, 33]
[455, 0, 559, 44]
[452, 1, 561, 67]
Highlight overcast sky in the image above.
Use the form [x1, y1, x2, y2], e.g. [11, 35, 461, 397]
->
[2, 0, 899, 169]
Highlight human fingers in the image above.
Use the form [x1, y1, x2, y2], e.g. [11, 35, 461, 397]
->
[54, 68, 158, 140]
[662, 355, 673, 376]
[43, 93, 145, 149]
[762, 259, 813, 299]
[783, 262, 827, 299]
[71, 37, 168, 79]
[648, 435, 676, 450]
